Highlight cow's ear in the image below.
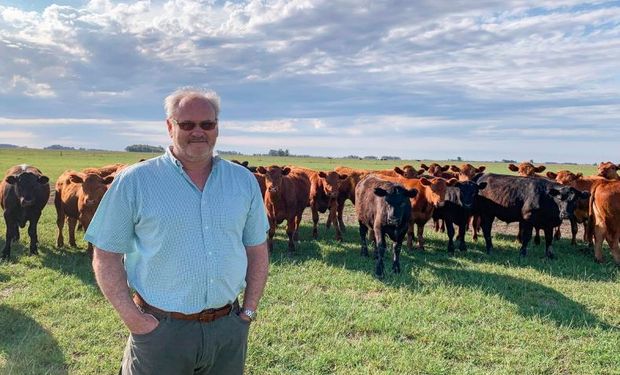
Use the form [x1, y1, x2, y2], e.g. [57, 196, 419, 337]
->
[394, 167, 404, 175]
[339, 174, 348, 180]
[450, 165, 460, 172]
[478, 182, 487, 190]
[548, 188, 561, 197]
[508, 164, 518, 172]
[318, 171, 327, 178]
[69, 174, 84, 184]
[103, 176, 114, 185]
[447, 178, 458, 186]
[420, 163, 429, 170]
[417, 169, 425, 176]
[441, 165, 450, 171]
[6, 175, 17, 184]
[242, 161, 249, 167]
[546, 172, 557, 179]
[477, 166, 486, 172]
[576, 172, 583, 179]
[579, 190, 591, 199]
[374, 187, 388, 197]
[535, 165, 546, 172]
[420, 177, 431, 186]
[38, 176, 49, 184]
[256, 166, 267, 174]
[405, 188, 418, 198]
[282, 167, 291, 176]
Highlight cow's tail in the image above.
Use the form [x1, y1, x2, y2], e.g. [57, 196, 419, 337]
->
[587, 181, 602, 244]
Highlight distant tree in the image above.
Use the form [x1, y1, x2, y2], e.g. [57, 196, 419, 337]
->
[363, 156, 377, 160]
[217, 150, 243, 155]
[268, 148, 289, 156]
[0, 144, 19, 149]
[45, 145, 75, 150]
[125, 144, 165, 153]
[457, 156, 462, 161]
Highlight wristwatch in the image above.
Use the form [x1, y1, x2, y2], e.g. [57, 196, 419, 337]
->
[241, 308, 257, 322]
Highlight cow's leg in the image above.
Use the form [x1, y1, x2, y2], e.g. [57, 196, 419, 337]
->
[392, 240, 402, 274]
[569, 218, 578, 245]
[471, 215, 480, 242]
[433, 218, 440, 232]
[293, 214, 302, 242]
[27, 216, 40, 255]
[533, 227, 541, 245]
[286, 217, 296, 254]
[54, 193, 65, 248]
[440, 220, 446, 233]
[406, 222, 414, 253]
[416, 223, 425, 252]
[608, 232, 620, 265]
[543, 226, 555, 259]
[329, 200, 342, 241]
[368, 228, 378, 259]
[337, 200, 347, 233]
[554, 225, 561, 241]
[593, 224, 605, 263]
[311, 205, 319, 239]
[457, 220, 467, 252]
[359, 221, 369, 257]
[519, 222, 533, 257]
[267, 221, 276, 253]
[446, 219, 455, 254]
[67, 216, 78, 247]
[583, 221, 593, 247]
[480, 215, 494, 254]
[374, 228, 386, 278]
[2, 213, 17, 260]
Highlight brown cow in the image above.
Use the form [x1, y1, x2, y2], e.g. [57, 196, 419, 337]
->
[376, 175, 455, 251]
[1, 165, 50, 260]
[450, 164, 486, 181]
[588, 180, 620, 264]
[420, 163, 457, 179]
[82, 163, 127, 177]
[256, 166, 311, 253]
[547, 170, 604, 245]
[331, 166, 371, 233]
[373, 166, 425, 179]
[288, 166, 348, 241]
[508, 162, 546, 177]
[54, 170, 114, 255]
[596, 161, 620, 180]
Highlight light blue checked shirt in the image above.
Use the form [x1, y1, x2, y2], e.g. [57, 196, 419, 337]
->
[85, 147, 269, 313]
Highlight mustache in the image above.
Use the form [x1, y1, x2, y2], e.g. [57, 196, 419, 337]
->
[188, 137, 209, 143]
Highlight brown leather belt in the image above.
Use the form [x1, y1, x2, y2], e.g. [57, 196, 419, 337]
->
[133, 293, 237, 323]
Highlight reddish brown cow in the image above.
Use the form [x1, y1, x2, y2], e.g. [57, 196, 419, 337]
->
[82, 163, 127, 177]
[331, 166, 371, 233]
[256, 166, 311, 253]
[450, 164, 486, 181]
[54, 170, 114, 255]
[288, 166, 348, 241]
[377, 175, 455, 251]
[420, 163, 457, 179]
[596, 161, 620, 180]
[547, 170, 604, 245]
[588, 180, 620, 264]
[373, 166, 425, 179]
[508, 162, 546, 177]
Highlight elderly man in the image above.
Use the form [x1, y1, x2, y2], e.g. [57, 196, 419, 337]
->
[86, 87, 269, 374]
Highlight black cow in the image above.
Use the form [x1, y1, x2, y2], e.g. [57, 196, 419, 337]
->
[355, 175, 418, 278]
[432, 180, 487, 254]
[474, 173, 589, 258]
[1, 165, 50, 260]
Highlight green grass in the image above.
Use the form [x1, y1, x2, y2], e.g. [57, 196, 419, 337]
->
[0, 149, 617, 374]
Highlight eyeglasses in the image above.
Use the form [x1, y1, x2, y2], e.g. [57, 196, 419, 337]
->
[170, 118, 218, 131]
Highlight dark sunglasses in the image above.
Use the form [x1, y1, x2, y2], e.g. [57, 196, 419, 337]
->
[170, 118, 218, 131]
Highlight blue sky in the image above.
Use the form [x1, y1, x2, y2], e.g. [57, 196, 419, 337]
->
[1, 0, 619, 163]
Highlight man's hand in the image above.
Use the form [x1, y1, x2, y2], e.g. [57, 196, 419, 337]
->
[238, 311, 252, 323]
[126, 312, 160, 335]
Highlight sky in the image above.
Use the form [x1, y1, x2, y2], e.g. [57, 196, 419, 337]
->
[1, 0, 619, 163]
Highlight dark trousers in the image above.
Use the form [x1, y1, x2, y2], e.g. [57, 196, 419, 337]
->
[119, 307, 250, 375]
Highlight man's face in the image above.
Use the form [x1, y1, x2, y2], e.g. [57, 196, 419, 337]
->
[167, 96, 218, 163]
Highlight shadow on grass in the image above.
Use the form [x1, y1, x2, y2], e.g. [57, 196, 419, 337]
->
[0, 305, 68, 374]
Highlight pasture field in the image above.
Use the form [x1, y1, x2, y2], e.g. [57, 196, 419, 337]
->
[0, 149, 618, 374]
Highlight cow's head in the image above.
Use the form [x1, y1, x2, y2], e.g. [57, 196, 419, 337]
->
[546, 170, 582, 185]
[421, 163, 450, 177]
[597, 161, 620, 180]
[318, 171, 347, 198]
[70, 173, 113, 227]
[548, 186, 590, 220]
[374, 185, 417, 226]
[5, 172, 49, 207]
[421, 177, 456, 207]
[508, 162, 546, 177]
[394, 165, 424, 179]
[450, 164, 486, 181]
[256, 166, 290, 194]
[453, 180, 487, 209]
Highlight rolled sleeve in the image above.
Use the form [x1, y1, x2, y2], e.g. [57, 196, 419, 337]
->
[242, 177, 269, 247]
[84, 173, 136, 254]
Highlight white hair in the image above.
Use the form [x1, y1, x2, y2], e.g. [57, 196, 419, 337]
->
[164, 87, 221, 119]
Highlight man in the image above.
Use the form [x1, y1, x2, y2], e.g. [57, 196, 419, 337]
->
[85, 87, 269, 374]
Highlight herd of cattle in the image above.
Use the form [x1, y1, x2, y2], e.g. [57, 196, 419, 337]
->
[1, 160, 620, 278]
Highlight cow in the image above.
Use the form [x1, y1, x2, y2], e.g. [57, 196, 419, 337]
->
[588, 180, 620, 264]
[420, 163, 457, 179]
[54, 170, 114, 255]
[82, 163, 127, 177]
[256, 166, 311, 254]
[373, 166, 425, 179]
[432, 180, 487, 254]
[288, 166, 348, 241]
[508, 162, 546, 177]
[450, 164, 486, 181]
[331, 166, 371, 234]
[596, 161, 620, 180]
[355, 175, 417, 278]
[546, 170, 604, 245]
[0, 165, 50, 260]
[474, 173, 590, 258]
[377, 175, 455, 252]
